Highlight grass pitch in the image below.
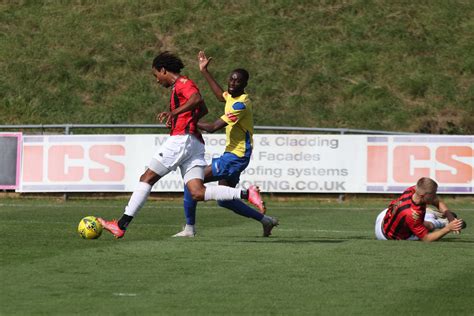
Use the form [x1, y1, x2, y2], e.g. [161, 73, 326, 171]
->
[1, 197, 473, 315]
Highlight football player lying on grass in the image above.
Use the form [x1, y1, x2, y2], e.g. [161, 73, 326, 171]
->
[375, 177, 466, 242]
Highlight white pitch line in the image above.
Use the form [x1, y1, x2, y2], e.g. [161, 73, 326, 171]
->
[113, 293, 137, 297]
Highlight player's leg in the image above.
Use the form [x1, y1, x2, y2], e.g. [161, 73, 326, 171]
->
[423, 209, 446, 231]
[178, 135, 241, 202]
[207, 155, 263, 216]
[186, 176, 266, 209]
[207, 154, 278, 236]
[424, 209, 466, 231]
[172, 166, 207, 237]
[217, 176, 279, 236]
[98, 167, 163, 238]
[182, 169, 265, 215]
[217, 177, 265, 220]
[185, 178, 237, 200]
[121, 165, 164, 225]
[99, 136, 184, 238]
[186, 176, 265, 212]
[173, 136, 246, 237]
[217, 197, 279, 237]
[173, 164, 216, 237]
[174, 135, 266, 236]
[173, 185, 197, 236]
[172, 187, 197, 237]
[206, 154, 266, 213]
[183, 172, 276, 236]
[183, 185, 196, 226]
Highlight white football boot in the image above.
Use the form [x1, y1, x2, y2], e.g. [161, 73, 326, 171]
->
[172, 225, 196, 238]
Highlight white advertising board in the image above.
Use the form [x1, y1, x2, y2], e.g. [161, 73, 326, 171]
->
[18, 134, 473, 194]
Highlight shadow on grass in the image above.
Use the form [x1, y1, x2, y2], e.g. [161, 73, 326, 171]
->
[239, 239, 347, 244]
[236, 234, 377, 243]
[439, 239, 474, 243]
[344, 236, 375, 240]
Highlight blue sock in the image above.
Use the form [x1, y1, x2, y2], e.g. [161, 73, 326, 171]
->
[218, 200, 264, 221]
[183, 185, 197, 225]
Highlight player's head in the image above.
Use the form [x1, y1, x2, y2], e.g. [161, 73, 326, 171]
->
[152, 51, 184, 87]
[415, 177, 438, 203]
[227, 68, 249, 97]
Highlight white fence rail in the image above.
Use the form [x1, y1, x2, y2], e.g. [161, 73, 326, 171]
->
[0, 124, 420, 135]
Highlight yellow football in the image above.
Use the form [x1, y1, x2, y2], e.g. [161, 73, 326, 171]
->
[78, 216, 103, 239]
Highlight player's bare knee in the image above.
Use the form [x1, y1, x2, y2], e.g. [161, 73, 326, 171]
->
[187, 186, 205, 201]
[193, 191, 205, 201]
[184, 168, 206, 200]
[139, 169, 160, 185]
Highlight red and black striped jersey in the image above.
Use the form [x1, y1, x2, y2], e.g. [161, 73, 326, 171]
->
[382, 186, 428, 240]
[169, 76, 204, 143]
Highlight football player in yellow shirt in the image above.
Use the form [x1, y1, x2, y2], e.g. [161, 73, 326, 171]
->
[173, 51, 279, 238]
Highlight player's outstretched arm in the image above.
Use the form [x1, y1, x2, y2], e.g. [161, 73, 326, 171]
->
[433, 200, 458, 222]
[421, 218, 464, 242]
[198, 51, 225, 102]
[198, 118, 227, 133]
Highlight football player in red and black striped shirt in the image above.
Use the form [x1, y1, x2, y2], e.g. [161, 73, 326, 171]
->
[375, 177, 465, 242]
[98, 52, 266, 239]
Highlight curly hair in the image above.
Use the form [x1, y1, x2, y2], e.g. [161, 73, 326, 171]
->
[152, 51, 185, 73]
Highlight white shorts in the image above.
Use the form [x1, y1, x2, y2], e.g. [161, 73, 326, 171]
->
[375, 209, 389, 240]
[150, 134, 207, 180]
[374, 208, 438, 241]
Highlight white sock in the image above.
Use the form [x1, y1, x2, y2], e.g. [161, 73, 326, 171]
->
[431, 219, 446, 229]
[425, 213, 446, 229]
[124, 182, 152, 217]
[204, 186, 241, 201]
[184, 224, 195, 232]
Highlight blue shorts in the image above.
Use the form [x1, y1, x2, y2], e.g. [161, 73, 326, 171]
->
[209, 152, 250, 187]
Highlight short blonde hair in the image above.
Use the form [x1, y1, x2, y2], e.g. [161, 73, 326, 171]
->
[416, 177, 438, 195]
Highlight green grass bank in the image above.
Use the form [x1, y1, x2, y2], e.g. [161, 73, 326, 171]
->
[1, 1, 473, 133]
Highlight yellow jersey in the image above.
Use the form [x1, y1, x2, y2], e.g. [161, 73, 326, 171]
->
[219, 92, 253, 158]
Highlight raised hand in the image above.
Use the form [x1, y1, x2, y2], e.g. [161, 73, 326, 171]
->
[198, 50, 212, 72]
